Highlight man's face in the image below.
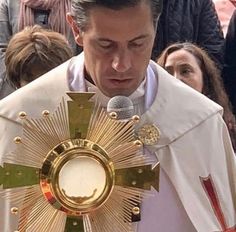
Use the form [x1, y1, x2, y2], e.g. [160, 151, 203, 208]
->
[70, 2, 156, 97]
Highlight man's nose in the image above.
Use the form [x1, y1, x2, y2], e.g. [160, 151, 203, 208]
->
[112, 49, 131, 72]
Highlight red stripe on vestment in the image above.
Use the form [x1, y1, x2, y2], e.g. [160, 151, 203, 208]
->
[200, 175, 236, 232]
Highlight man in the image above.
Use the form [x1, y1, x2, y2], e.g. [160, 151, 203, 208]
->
[0, 0, 235, 231]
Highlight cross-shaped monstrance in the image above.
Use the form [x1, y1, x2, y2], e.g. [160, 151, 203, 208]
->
[0, 92, 159, 232]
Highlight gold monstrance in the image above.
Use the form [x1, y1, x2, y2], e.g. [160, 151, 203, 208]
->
[0, 93, 159, 232]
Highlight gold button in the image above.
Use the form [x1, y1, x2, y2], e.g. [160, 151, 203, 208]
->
[14, 136, 22, 144]
[11, 207, 18, 215]
[42, 110, 50, 117]
[18, 111, 27, 119]
[132, 206, 140, 215]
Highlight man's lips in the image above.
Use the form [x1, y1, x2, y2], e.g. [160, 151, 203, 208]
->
[108, 79, 132, 86]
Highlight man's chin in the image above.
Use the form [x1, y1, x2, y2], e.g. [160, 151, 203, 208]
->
[104, 89, 134, 98]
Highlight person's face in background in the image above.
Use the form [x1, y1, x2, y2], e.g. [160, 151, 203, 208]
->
[164, 49, 204, 93]
[68, 2, 156, 97]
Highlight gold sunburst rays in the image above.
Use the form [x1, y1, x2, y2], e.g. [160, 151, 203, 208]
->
[0, 186, 41, 210]
[0, 92, 160, 232]
[4, 98, 70, 168]
[86, 105, 135, 151]
[1, 187, 67, 232]
[7, 185, 65, 232]
[19, 196, 66, 232]
[84, 185, 151, 232]
[88, 194, 133, 232]
[109, 141, 154, 169]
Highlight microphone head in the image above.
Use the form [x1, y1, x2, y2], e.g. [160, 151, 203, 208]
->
[107, 96, 134, 120]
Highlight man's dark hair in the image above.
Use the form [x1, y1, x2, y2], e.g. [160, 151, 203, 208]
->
[71, 0, 163, 31]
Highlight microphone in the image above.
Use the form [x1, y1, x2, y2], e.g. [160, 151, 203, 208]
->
[107, 96, 134, 120]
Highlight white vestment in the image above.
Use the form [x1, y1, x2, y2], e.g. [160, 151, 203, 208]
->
[0, 53, 235, 232]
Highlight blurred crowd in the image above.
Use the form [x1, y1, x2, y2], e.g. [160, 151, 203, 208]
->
[213, 0, 235, 36]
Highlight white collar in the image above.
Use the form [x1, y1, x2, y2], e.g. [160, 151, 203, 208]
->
[86, 78, 146, 109]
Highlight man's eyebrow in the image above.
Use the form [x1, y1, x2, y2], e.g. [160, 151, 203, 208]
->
[129, 34, 149, 42]
[96, 38, 113, 42]
[96, 34, 150, 43]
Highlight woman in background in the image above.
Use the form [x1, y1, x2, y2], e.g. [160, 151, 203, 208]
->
[5, 25, 73, 89]
[0, 0, 81, 98]
[157, 42, 236, 151]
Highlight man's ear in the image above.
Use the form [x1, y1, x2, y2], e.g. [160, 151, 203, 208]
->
[66, 13, 83, 46]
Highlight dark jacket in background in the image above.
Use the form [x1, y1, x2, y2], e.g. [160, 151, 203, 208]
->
[224, 10, 236, 114]
[152, 0, 225, 71]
